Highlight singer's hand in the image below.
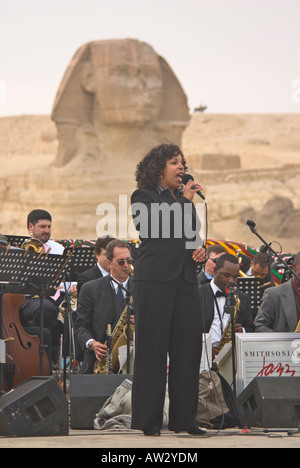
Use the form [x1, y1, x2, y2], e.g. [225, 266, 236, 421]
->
[192, 246, 206, 263]
[90, 341, 108, 361]
[183, 180, 204, 201]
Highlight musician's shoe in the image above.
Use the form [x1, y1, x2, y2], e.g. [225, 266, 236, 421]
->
[187, 425, 207, 435]
[143, 428, 161, 436]
[174, 425, 207, 435]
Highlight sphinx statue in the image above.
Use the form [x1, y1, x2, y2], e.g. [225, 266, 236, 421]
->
[51, 38, 190, 166]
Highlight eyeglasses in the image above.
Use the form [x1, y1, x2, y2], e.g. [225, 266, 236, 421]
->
[208, 257, 218, 264]
[116, 258, 134, 266]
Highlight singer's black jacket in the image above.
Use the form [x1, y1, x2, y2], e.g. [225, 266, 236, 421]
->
[199, 282, 255, 333]
[131, 187, 202, 284]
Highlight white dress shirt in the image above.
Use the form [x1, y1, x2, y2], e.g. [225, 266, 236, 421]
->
[209, 279, 230, 346]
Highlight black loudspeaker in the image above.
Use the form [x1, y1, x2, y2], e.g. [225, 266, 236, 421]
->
[237, 377, 300, 428]
[70, 374, 133, 429]
[0, 376, 69, 437]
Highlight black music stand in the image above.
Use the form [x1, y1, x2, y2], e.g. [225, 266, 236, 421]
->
[237, 276, 264, 320]
[64, 246, 96, 282]
[3, 235, 30, 248]
[0, 247, 72, 380]
[54, 246, 96, 391]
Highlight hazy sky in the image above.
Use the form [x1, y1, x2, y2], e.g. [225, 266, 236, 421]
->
[0, 0, 299, 116]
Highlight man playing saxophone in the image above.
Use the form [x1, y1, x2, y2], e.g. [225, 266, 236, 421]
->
[74, 239, 134, 374]
[199, 254, 254, 360]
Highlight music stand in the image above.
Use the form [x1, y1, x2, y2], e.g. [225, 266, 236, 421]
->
[237, 276, 264, 320]
[3, 235, 29, 248]
[52, 246, 96, 391]
[64, 246, 96, 282]
[0, 247, 72, 380]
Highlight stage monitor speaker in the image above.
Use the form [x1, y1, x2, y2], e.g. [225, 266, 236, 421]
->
[0, 376, 69, 437]
[237, 377, 300, 428]
[70, 374, 133, 429]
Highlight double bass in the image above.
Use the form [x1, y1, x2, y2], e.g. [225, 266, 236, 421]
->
[2, 293, 50, 391]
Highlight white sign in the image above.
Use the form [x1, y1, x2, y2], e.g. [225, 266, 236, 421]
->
[236, 333, 300, 395]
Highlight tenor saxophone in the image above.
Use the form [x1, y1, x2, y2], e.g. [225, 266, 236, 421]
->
[93, 298, 134, 374]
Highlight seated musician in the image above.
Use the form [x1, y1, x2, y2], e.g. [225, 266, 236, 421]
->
[246, 251, 269, 283]
[199, 254, 254, 360]
[74, 239, 134, 374]
[19, 209, 65, 363]
[76, 236, 115, 298]
[255, 252, 300, 332]
[197, 244, 226, 285]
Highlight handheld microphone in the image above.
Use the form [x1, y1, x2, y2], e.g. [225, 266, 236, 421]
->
[182, 174, 205, 200]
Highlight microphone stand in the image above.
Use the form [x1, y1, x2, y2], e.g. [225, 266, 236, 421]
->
[246, 220, 300, 283]
[0, 283, 7, 396]
[224, 288, 237, 396]
[247, 220, 300, 436]
[61, 274, 73, 395]
[109, 276, 133, 374]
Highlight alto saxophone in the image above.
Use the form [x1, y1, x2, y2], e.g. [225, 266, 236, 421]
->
[93, 298, 134, 375]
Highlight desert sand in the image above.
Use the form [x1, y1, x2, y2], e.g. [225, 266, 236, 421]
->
[0, 113, 299, 252]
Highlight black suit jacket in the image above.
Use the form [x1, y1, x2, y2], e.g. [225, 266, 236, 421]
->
[199, 282, 254, 333]
[76, 264, 103, 297]
[131, 187, 202, 284]
[75, 275, 133, 355]
[197, 269, 211, 286]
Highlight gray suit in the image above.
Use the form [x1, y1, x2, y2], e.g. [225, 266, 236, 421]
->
[254, 280, 298, 332]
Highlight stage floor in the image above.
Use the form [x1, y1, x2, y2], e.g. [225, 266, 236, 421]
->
[0, 427, 300, 448]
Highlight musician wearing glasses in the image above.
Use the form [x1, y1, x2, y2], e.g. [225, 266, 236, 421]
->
[197, 244, 226, 285]
[74, 239, 134, 374]
[76, 236, 115, 298]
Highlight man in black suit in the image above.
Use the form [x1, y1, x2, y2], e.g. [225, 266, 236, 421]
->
[75, 239, 134, 374]
[76, 236, 115, 297]
[199, 253, 254, 360]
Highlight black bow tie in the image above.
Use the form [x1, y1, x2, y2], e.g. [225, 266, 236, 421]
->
[215, 290, 227, 298]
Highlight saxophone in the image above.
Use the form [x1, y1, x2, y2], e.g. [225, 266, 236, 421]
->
[294, 320, 300, 333]
[93, 298, 134, 374]
[214, 287, 241, 356]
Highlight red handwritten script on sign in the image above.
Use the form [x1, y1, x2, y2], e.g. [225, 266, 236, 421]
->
[256, 356, 296, 377]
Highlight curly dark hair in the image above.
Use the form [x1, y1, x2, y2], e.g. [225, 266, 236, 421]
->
[135, 143, 187, 189]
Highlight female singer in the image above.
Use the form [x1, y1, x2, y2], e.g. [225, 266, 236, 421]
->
[131, 143, 206, 436]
